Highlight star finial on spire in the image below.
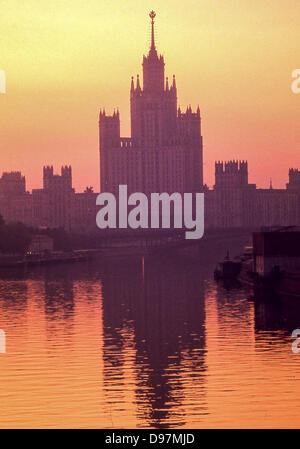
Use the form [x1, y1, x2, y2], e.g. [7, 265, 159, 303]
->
[149, 10, 156, 22]
[149, 10, 156, 50]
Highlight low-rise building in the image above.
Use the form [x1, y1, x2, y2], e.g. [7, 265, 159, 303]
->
[28, 234, 54, 254]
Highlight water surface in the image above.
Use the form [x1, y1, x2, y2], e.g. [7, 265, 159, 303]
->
[0, 253, 299, 428]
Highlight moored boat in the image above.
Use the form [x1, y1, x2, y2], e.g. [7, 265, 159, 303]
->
[214, 250, 241, 280]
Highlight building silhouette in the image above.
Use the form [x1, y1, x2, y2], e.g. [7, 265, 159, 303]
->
[32, 166, 74, 230]
[0, 166, 98, 232]
[0, 161, 298, 233]
[287, 169, 300, 191]
[0, 171, 26, 196]
[209, 160, 257, 228]
[0, 12, 299, 234]
[205, 161, 300, 229]
[0, 171, 32, 225]
[99, 11, 203, 196]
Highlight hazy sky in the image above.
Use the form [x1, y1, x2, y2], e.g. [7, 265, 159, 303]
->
[0, 0, 299, 191]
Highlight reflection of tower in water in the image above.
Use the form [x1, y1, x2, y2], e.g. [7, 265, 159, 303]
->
[101, 256, 207, 428]
[43, 268, 75, 349]
[43, 271, 75, 319]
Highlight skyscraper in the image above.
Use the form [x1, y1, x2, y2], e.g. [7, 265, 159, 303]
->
[99, 11, 203, 197]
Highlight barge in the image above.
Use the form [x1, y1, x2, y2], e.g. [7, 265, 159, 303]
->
[239, 227, 300, 299]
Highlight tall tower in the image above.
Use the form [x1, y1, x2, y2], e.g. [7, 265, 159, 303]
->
[142, 11, 165, 93]
[130, 10, 177, 148]
[99, 11, 203, 195]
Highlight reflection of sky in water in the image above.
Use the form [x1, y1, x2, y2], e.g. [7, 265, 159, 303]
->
[0, 255, 299, 429]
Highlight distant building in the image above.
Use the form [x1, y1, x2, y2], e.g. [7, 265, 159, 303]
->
[205, 161, 300, 229]
[99, 11, 203, 197]
[212, 161, 256, 228]
[0, 171, 26, 196]
[255, 188, 298, 227]
[0, 162, 299, 233]
[29, 234, 54, 254]
[287, 168, 300, 190]
[32, 166, 74, 230]
[0, 171, 32, 225]
[72, 190, 98, 232]
[0, 167, 97, 232]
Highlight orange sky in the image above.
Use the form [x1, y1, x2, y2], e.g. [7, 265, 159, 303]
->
[0, 0, 300, 192]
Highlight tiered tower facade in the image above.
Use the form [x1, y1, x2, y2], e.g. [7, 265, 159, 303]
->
[214, 160, 248, 188]
[212, 160, 256, 228]
[32, 166, 74, 230]
[99, 11, 203, 197]
[287, 168, 300, 190]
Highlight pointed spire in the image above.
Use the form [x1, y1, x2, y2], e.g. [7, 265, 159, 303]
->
[166, 76, 169, 91]
[130, 76, 134, 92]
[269, 178, 273, 189]
[136, 74, 141, 90]
[149, 10, 156, 50]
[172, 74, 176, 89]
